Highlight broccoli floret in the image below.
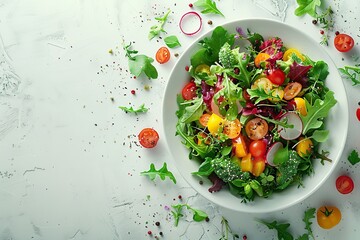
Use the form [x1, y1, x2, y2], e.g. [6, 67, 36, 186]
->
[211, 157, 246, 182]
[218, 42, 238, 68]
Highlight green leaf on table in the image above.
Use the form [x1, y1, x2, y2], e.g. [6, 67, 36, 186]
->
[339, 65, 360, 86]
[148, 10, 171, 40]
[171, 204, 208, 226]
[194, 0, 224, 16]
[140, 162, 177, 184]
[258, 220, 294, 240]
[301, 91, 337, 135]
[302, 208, 316, 239]
[119, 104, 148, 114]
[348, 149, 360, 165]
[164, 35, 181, 48]
[294, 0, 322, 17]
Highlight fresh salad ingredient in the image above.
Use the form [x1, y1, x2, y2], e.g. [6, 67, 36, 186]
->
[220, 217, 240, 240]
[140, 162, 176, 183]
[348, 149, 360, 165]
[164, 35, 181, 48]
[338, 65, 360, 86]
[156, 46, 171, 64]
[179, 11, 202, 36]
[148, 10, 171, 40]
[194, 0, 224, 16]
[171, 204, 208, 226]
[294, 0, 321, 17]
[119, 104, 148, 114]
[123, 43, 158, 79]
[316, 206, 341, 229]
[314, 6, 334, 45]
[357, 108, 360, 121]
[175, 26, 336, 201]
[336, 175, 354, 194]
[138, 128, 159, 148]
[334, 33, 354, 52]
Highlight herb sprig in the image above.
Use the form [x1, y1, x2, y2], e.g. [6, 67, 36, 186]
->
[148, 10, 171, 40]
[119, 104, 148, 114]
[140, 162, 177, 184]
[220, 217, 240, 240]
[339, 64, 360, 86]
[171, 204, 208, 226]
[348, 149, 360, 165]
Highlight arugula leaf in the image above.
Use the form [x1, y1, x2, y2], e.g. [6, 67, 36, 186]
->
[339, 65, 360, 86]
[247, 88, 276, 104]
[301, 91, 336, 135]
[164, 35, 181, 48]
[171, 204, 184, 227]
[119, 104, 148, 114]
[171, 204, 208, 226]
[176, 123, 210, 158]
[148, 10, 171, 40]
[302, 208, 316, 239]
[348, 149, 360, 165]
[194, 0, 224, 16]
[179, 98, 206, 123]
[294, 0, 321, 17]
[140, 162, 177, 184]
[258, 220, 294, 240]
[231, 52, 262, 88]
[192, 157, 214, 177]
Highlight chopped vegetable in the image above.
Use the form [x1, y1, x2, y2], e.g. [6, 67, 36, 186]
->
[194, 0, 224, 16]
[336, 175, 354, 194]
[138, 128, 159, 148]
[140, 162, 176, 183]
[148, 10, 171, 40]
[334, 33, 354, 52]
[155, 46, 170, 64]
[179, 11, 202, 36]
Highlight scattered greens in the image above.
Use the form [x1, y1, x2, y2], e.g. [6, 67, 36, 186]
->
[194, 0, 224, 17]
[164, 35, 181, 48]
[348, 149, 360, 165]
[259, 208, 316, 240]
[123, 43, 158, 79]
[119, 104, 148, 114]
[140, 162, 177, 184]
[315, 6, 334, 45]
[339, 65, 360, 86]
[220, 217, 240, 240]
[294, 0, 321, 17]
[148, 10, 171, 40]
[171, 204, 208, 226]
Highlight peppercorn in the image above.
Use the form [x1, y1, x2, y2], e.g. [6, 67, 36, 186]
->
[189, 3, 193, 7]
[312, 19, 317, 24]
[208, 20, 213, 25]
[155, 221, 160, 226]
[335, 31, 340, 35]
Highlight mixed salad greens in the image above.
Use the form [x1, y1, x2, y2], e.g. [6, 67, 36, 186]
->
[175, 26, 337, 202]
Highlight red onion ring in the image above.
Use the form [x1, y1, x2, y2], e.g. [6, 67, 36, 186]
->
[179, 11, 202, 36]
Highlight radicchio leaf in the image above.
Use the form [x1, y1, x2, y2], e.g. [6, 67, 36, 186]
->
[208, 173, 225, 192]
[201, 81, 215, 109]
[288, 62, 312, 82]
[260, 37, 283, 55]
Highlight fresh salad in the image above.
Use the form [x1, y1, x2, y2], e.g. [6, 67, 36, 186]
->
[175, 26, 337, 202]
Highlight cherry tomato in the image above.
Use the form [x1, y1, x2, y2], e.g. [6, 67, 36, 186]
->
[254, 53, 270, 68]
[199, 113, 211, 127]
[296, 137, 313, 158]
[267, 69, 286, 85]
[155, 46, 170, 64]
[223, 118, 242, 139]
[245, 118, 268, 140]
[138, 128, 159, 148]
[317, 206, 341, 229]
[283, 82, 302, 100]
[182, 82, 197, 100]
[207, 113, 224, 135]
[249, 140, 267, 158]
[334, 34, 354, 52]
[356, 108, 360, 121]
[336, 175, 354, 194]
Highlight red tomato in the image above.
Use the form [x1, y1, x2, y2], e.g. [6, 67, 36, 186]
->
[245, 118, 268, 140]
[138, 128, 159, 148]
[182, 82, 197, 100]
[267, 69, 286, 85]
[249, 140, 267, 158]
[336, 175, 354, 194]
[155, 47, 170, 64]
[283, 82, 302, 100]
[356, 108, 360, 121]
[334, 34, 354, 52]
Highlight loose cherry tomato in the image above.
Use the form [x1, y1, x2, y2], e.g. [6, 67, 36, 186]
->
[182, 82, 197, 100]
[249, 140, 267, 158]
[336, 175, 354, 194]
[283, 82, 302, 100]
[138, 128, 159, 148]
[356, 108, 360, 121]
[223, 118, 242, 139]
[155, 46, 170, 64]
[317, 206, 341, 229]
[267, 69, 286, 85]
[199, 113, 211, 127]
[334, 34, 354, 52]
[245, 118, 268, 140]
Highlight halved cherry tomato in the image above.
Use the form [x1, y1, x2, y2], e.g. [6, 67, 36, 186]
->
[283, 82, 302, 100]
[356, 108, 360, 121]
[267, 69, 286, 85]
[199, 113, 211, 127]
[223, 118, 242, 139]
[233, 135, 248, 158]
[336, 175, 354, 194]
[317, 206, 341, 229]
[197, 132, 211, 145]
[155, 46, 170, 64]
[334, 34, 354, 52]
[240, 153, 253, 172]
[245, 118, 268, 140]
[251, 77, 273, 93]
[249, 140, 267, 158]
[138, 128, 159, 148]
[182, 82, 197, 100]
[252, 156, 266, 177]
[254, 53, 270, 68]
[294, 97, 307, 116]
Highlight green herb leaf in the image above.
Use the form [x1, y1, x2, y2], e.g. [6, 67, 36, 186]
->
[301, 91, 337, 135]
[302, 208, 316, 239]
[164, 35, 181, 48]
[294, 0, 321, 17]
[171, 204, 208, 226]
[258, 220, 294, 240]
[348, 149, 360, 165]
[180, 98, 206, 123]
[339, 65, 360, 86]
[310, 129, 329, 142]
[194, 0, 224, 16]
[140, 162, 177, 184]
[274, 145, 289, 165]
[148, 10, 171, 40]
[171, 204, 184, 227]
[119, 104, 148, 114]
[192, 157, 214, 177]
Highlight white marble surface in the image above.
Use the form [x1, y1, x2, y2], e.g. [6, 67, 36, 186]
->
[0, 0, 359, 239]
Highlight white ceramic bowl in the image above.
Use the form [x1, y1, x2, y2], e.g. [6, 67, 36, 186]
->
[162, 19, 348, 213]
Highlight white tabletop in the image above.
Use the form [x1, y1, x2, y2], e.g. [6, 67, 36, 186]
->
[1, 0, 359, 239]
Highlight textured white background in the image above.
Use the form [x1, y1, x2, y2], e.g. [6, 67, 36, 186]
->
[0, 0, 359, 239]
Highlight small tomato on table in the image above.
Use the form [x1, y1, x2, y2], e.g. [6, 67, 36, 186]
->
[317, 206, 341, 229]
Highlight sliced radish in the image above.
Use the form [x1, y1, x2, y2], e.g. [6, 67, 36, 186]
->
[278, 112, 303, 140]
[179, 11, 202, 36]
[266, 142, 283, 166]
